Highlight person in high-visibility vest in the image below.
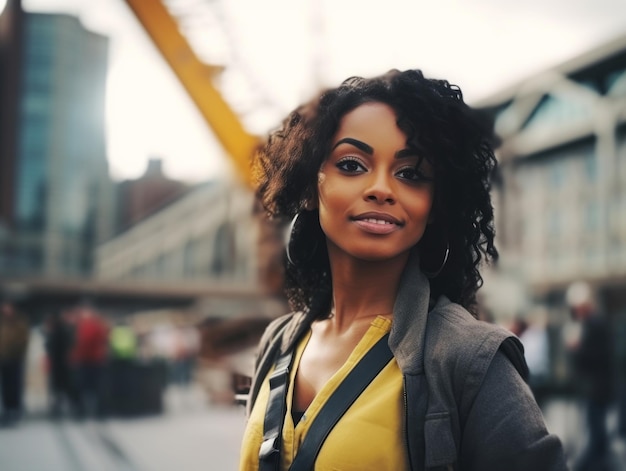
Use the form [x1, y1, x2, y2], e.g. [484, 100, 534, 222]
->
[109, 320, 137, 360]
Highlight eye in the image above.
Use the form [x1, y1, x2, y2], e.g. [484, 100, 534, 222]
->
[336, 157, 367, 174]
[396, 166, 431, 183]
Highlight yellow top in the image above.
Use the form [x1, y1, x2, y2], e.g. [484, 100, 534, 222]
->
[239, 316, 408, 471]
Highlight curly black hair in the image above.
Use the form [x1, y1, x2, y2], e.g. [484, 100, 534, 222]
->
[254, 69, 498, 317]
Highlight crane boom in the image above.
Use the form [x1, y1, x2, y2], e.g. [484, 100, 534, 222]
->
[124, 0, 259, 186]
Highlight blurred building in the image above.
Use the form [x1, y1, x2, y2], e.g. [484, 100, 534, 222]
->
[475, 35, 626, 395]
[0, 1, 114, 277]
[95, 178, 287, 401]
[96, 180, 258, 284]
[477, 35, 626, 320]
[116, 158, 188, 231]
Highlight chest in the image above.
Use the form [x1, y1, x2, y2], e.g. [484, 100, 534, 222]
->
[293, 327, 368, 412]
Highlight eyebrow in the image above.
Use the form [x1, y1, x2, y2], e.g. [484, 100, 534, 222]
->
[332, 137, 373, 154]
[332, 137, 419, 160]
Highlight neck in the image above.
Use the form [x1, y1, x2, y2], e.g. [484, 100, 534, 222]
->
[326, 250, 409, 330]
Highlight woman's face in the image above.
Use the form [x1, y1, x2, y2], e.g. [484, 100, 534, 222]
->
[316, 102, 435, 264]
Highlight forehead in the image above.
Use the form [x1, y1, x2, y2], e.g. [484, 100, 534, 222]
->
[332, 102, 406, 145]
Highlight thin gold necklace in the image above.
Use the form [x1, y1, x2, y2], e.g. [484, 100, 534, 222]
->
[327, 310, 392, 320]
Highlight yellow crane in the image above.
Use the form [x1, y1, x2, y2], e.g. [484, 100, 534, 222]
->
[124, 0, 287, 299]
[124, 0, 260, 187]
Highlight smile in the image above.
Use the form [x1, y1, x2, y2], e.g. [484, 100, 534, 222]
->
[351, 212, 403, 235]
[362, 218, 393, 225]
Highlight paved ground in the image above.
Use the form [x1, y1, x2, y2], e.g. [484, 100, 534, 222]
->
[1, 387, 625, 471]
[0, 385, 247, 471]
[542, 397, 626, 470]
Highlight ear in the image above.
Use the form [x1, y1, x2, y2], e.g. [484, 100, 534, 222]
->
[302, 187, 318, 211]
[303, 197, 318, 211]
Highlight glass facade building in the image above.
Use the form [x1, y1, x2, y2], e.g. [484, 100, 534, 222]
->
[0, 12, 113, 276]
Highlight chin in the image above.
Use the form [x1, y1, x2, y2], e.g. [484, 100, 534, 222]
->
[347, 247, 412, 263]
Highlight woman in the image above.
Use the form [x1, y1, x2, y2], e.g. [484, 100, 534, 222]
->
[240, 69, 567, 470]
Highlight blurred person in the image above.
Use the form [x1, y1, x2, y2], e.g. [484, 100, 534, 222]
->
[509, 315, 529, 337]
[171, 325, 200, 388]
[619, 322, 626, 440]
[150, 323, 176, 360]
[135, 328, 154, 360]
[43, 310, 79, 418]
[565, 281, 614, 471]
[241, 70, 567, 470]
[0, 300, 30, 425]
[109, 318, 137, 361]
[71, 305, 109, 418]
[519, 308, 552, 407]
[108, 318, 138, 416]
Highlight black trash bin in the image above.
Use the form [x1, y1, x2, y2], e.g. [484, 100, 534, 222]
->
[100, 358, 167, 417]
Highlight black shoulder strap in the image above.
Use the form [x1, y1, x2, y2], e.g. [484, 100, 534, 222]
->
[259, 332, 393, 471]
[289, 333, 393, 471]
[256, 314, 296, 370]
[258, 347, 295, 471]
[245, 316, 295, 411]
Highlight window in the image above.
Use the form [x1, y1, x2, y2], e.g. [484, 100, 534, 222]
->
[547, 210, 561, 237]
[549, 161, 566, 189]
[524, 93, 590, 132]
[584, 202, 600, 232]
[607, 69, 626, 96]
[211, 223, 235, 276]
[584, 155, 597, 182]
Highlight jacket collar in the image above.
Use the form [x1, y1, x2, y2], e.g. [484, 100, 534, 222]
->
[389, 249, 430, 375]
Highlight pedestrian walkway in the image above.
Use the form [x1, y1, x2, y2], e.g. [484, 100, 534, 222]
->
[542, 396, 626, 470]
[0, 384, 247, 471]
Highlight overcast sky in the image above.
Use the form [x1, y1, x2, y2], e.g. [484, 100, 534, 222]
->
[20, 0, 626, 182]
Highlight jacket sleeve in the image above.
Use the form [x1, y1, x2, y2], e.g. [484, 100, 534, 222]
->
[459, 350, 569, 470]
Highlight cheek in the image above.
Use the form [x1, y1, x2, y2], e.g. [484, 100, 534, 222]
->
[317, 181, 352, 234]
[316, 170, 349, 208]
[408, 190, 435, 225]
[316, 169, 328, 205]
[318, 179, 356, 214]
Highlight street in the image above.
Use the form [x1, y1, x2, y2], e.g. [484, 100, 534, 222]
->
[1, 385, 626, 470]
[0, 386, 247, 471]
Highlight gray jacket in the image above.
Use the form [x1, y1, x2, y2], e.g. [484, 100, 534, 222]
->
[247, 255, 568, 470]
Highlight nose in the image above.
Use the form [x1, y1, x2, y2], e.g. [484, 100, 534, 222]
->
[364, 171, 396, 204]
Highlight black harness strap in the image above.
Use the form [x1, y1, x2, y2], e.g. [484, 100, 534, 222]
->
[259, 348, 294, 471]
[289, 332, 393, 470]
[258, 332, 393, 471]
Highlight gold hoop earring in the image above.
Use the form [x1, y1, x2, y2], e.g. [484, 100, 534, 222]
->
[285, 212, 319, 266]
[285, 213, 300, 265]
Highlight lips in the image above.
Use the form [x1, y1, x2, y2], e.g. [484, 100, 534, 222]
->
[360, 218, 395, 225]
[351, 212, 403, 235]
[352, 212, 403, 226]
